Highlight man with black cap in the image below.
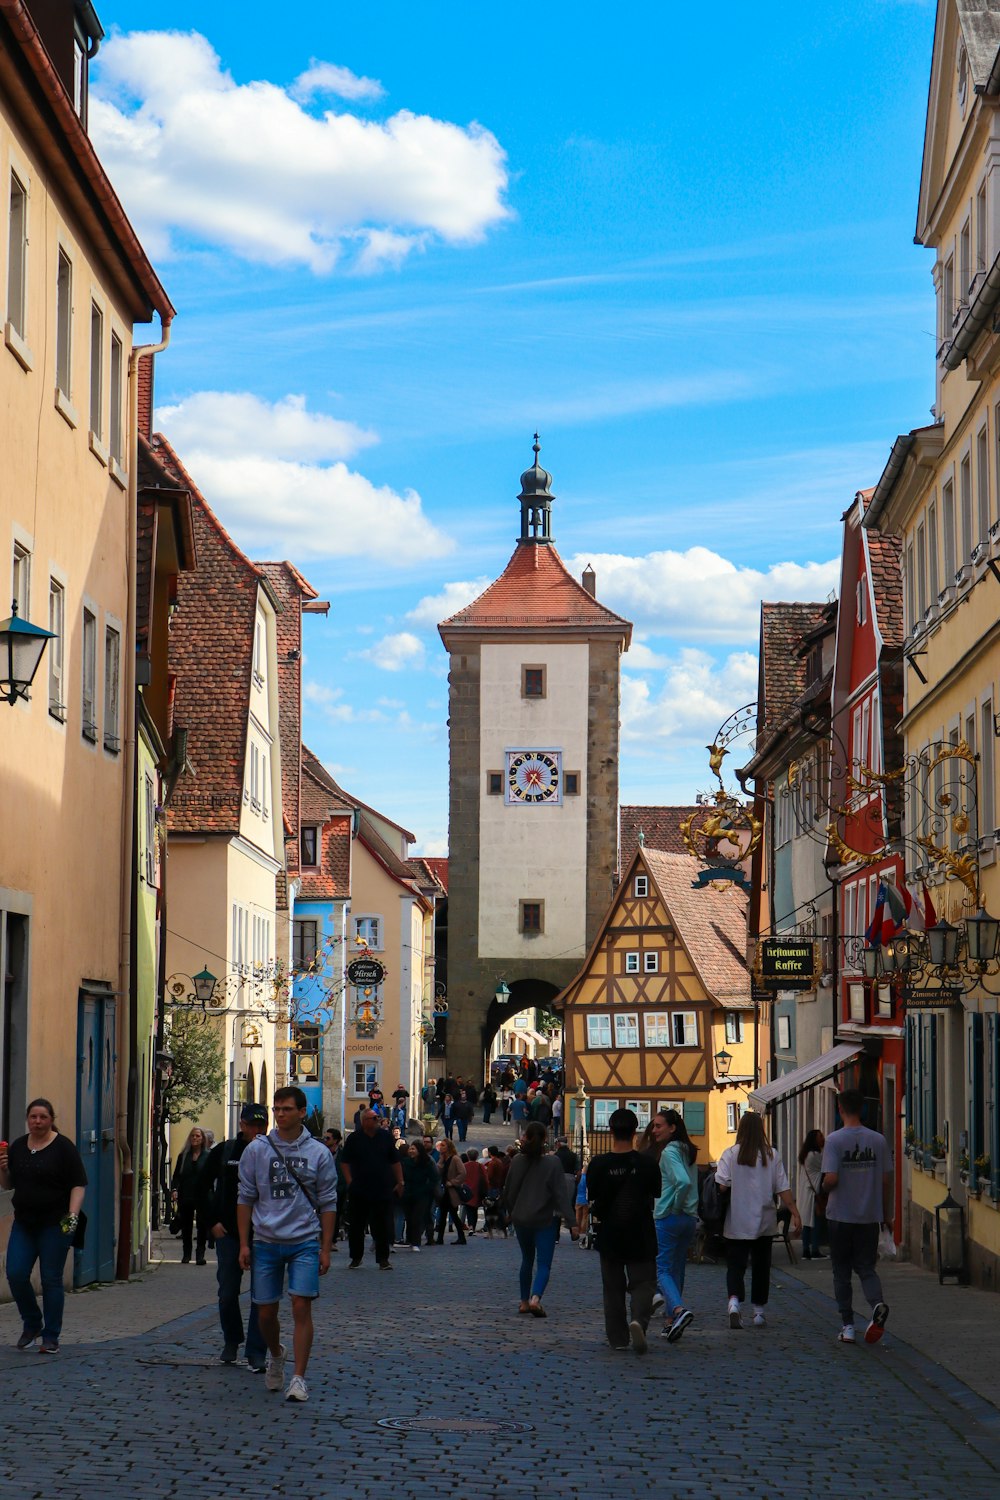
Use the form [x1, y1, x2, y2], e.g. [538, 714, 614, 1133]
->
[202, 1102, 269, 1369]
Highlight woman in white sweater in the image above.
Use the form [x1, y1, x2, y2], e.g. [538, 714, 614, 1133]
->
[715, 1112, 801, 1329]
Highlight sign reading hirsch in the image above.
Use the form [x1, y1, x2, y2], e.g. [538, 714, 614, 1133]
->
[756, 937, 817, 991]
[347, 956, 387, 988]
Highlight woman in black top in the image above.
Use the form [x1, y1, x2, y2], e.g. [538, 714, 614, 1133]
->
[0, 1098, 87, 1353]
[171, 1126, 211, 1264]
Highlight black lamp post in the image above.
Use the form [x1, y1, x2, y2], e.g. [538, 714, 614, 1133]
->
[966, 909, 1000, 965]
[935, 1189, 968, 1285]
[0, 600, 55, 705]
[927, 919, 961, 970]
[862, 944, 880, 981]
[714, 1047, 732, 1081]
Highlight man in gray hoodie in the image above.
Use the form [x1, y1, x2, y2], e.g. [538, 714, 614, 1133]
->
[237, 1086, 337, 1405]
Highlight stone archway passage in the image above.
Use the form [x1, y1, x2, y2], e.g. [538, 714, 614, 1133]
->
[481, 976, 561, 1070]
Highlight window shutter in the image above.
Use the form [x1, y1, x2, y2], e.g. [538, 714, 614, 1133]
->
[684, 1102, 706, 1135]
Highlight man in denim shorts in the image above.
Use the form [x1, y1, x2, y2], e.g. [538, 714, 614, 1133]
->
[237, 1086, 337, 1403]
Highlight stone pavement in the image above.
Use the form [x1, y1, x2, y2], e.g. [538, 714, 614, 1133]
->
[2, 1216, 999, 1499]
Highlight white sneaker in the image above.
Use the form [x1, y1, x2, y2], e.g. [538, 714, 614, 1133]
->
[752, 1307, 766, 1328]
[651, 1292, 666, 1318]
[285, 1374, 309, 1403]
[728, 1296, 742, 1329]
[838, 1324, 856, 1345]
[410, 1244, 421, 1253]
[264, 1344, 287, 1391]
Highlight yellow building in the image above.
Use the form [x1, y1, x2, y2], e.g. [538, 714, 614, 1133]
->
[558, 848, 759, 1160]
[0, 1, 173, 1284]
[864, 0, 1000, 1285]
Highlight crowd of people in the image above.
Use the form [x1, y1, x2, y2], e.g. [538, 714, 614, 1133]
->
[0, 1075, 893, 1398]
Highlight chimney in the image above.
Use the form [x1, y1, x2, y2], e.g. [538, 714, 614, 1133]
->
[581, 564, 596, 597]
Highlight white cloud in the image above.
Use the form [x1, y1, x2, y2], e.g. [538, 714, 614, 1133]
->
[303, 681, 387, 724]
[91, 30, 510, 272]
[361, 633, 426, 672]
[406, 578, 492, 628]
[291, 61, 385, 103]
[624, 636, 668, 671]
[414, 832, 449, 858]
[155, 391, 451, 565]
[157, 392, 374, 461]
[621, 649, 760, 750]
[566, 549, 839, 642]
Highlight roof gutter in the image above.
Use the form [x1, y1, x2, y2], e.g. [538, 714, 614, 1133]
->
[863, 433, 915, 531]
[943, 248, 1000, 371]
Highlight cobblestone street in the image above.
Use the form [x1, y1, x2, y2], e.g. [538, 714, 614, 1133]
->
[2, 1224, 999, 1500]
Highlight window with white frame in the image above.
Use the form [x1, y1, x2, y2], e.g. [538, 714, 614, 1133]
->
[928, 500, 939, 598]
[856, 577, 867, 625]
[671, 1012, 698, 1047]
[644, 1012, 671, 1048]
[960, 220, 972, 298]
[849, 983, 866, 1024]
[12, 540, 31, 623]
[982, 699, 996, 836]
[916, 523, 927, 619]
[261, 749, 269, 820]
[353, 914, 383, 951]
[144, 773, 157, 886]
[978, 425, 991, 547]
[249, 742, 261, 809]
[943, 479, 957, 582]
[633, 875, 648, 898]
[586, 1014, 612, 1049]
[103, 624, 120, 752]
[775, 783, 792, 847]
[352, 1059, 380, 1097]
[658, 1099, 684, 1117]
[47, 579, 65, 719]
[7, 171, 28, 339]
[55, 249, 72, 400]
[614, 1013, 639, 1048]
[109, 333, 123, 466]
[253, 613, 265, 684]
[624, 951, 640, 974]
[643, 951, 659, 973]
[725, 1012, 744, 1044]
[978, 182, 989, 271]
[777, 1015, 791, 1050]
[89, 302, 103, 441]
[300, 826, 318, 866]
[592, 1099, 617, 1130]
[961, 455, 974, 564]
[727, 1101, 740, 1132]
[625, 1100, 651, 1128]
[81, 607, 97, 739]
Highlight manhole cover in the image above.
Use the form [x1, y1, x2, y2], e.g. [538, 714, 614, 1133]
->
[378, 1417, 534, 1435]
[136, 1356, 227, 1368]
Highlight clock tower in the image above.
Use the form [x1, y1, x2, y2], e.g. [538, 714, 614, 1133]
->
[438, 440, 632, 1080]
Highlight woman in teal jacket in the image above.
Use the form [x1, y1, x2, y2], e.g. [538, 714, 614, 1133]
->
[651, 1109, 699, 1342]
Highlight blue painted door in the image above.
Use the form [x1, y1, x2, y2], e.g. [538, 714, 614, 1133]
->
[75, 993, 117, 1285]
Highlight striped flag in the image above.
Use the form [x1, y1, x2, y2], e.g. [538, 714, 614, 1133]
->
[865, 884, 887, 946]
[881, 881, 912, 944]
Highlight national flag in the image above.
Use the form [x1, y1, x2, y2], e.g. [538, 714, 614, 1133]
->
[911, 881, 937, 931]
[880, 881, 912, 945]
[865, 884, 886, 946]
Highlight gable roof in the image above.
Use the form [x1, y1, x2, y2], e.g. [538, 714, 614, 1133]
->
[758, 602, 831, 729]
[438, 541, 632, 644]
[619, 806, 702, 875]
[301, 745, 416, 844]
[421, 856, 449, 894]
[159, 433, 265, 836]
[917, 1, 1000, 243]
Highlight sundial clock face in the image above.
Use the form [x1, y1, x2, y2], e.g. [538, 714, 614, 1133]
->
[505, 749, 562, 805]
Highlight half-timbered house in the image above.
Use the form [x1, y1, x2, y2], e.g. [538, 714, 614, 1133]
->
[559, 846, 759, 1161]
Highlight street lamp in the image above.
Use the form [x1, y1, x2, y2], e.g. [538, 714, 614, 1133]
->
[927, 919, 961, 970]
[966, 909, 1000, 965]
[0, 601, 55, 705]
[714, 1048, 732, 1080]
[494, 979, 510, 1006]
[862, 944, 880, 981]
[193, 967, 218, 1005]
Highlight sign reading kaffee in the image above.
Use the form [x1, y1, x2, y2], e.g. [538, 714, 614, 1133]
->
[755, 937, 817, 991]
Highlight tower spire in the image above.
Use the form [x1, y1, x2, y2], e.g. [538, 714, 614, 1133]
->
[518, 435, 555, 544]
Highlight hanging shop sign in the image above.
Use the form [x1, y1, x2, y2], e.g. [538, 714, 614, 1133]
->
[755, 937, 818, 991]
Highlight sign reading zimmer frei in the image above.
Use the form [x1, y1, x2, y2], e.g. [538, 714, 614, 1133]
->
[755, 937, 818, 992]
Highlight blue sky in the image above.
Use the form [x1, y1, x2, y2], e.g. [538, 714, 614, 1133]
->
[94, 0, 938, 853]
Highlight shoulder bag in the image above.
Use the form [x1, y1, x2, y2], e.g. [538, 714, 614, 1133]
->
[806, 1163, 828, 1218]
[261, 1137, 322, 1225]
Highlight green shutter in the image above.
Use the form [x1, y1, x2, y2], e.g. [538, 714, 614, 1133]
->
[684, 1101, 706, 1135]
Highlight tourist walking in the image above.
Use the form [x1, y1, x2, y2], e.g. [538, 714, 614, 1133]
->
[651, 1108, 699, 1342]
[503, 1123, 578, 1315]
[341, 1110, 403, 1269]
[0, 1098, 87, 1354]
[820, 1089, 892, 1345]
[715, 1112, 801, 1329]
[463, 1149, 489, 1234]
[435, 1138, 468, 1245]
[439, 1093, 456, 1140]
[237, 1086, 338, 1403]
[481, 1082, 498, 1125]
[453, 1092, 474, 1143]
[401, 1141, 439, 1251]
[202, 1102, 269, 1368]
[586, 1108, 660, 1353]
[172, 1125, 212, 1264]
[797, 1129, 827, 1261]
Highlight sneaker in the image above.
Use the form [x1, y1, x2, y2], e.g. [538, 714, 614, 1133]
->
[247, 1358, 266, 1373]
[285, 1374, 309, 1403]
[667, 1308, 694, 1343]
[410, 1245, 421, 1254]
[220, 1342, 239, 1364]
[378, 1261, 393, 1270]
[838, 1324, 856, 1344]
[651, 1291, 666, 1318]
[728, 1296, 742, 1330]
[16, 1330, 40, 1351]
[348, 1259, 363, 1269]
[264, 1344, 287, 1392]
[628, 1319, 647, 1355]
[39, 1338, 59, 1355]
[865, 1302, 889, 1344]
[752, 1311, 767, 1328]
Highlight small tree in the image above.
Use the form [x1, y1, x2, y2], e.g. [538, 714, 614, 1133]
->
[163, 1010, 226, 1125]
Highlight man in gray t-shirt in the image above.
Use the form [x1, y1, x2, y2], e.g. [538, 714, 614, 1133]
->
[820, 1089, 892, 1347]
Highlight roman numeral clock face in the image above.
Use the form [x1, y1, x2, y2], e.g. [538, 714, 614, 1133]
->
[505, 749, 562, 805]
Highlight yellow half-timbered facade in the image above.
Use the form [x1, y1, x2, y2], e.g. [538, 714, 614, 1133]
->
[559, 847, 760, 1161]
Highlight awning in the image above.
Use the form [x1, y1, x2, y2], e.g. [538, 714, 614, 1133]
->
[748, 1043, 861, 1114]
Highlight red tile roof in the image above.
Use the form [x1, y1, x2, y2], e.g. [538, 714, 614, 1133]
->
[641, 849, 751, 1007]
[302, 746, 416, 844]
[158, 433, 263, 835]
[759, 602, 831, 729]
[421, 856, 449, 894]
[619, 806, 702, 875]
[865, 530, 903, 651]
[438, 542, 632, 642]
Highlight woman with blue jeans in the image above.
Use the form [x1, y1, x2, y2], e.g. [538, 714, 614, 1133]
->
[0, 1098, 87, 1354]
[502, 1122, 578, 1315]
[651, 1109, 699, 1343]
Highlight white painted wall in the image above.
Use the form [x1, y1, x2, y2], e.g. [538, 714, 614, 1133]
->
[478, 641, 588, 959]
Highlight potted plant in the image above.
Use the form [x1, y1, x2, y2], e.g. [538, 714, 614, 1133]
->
[959, 1150, 970, 1186]
[974, 1154, 991, 1195]
[904, 1125, 916, 1158]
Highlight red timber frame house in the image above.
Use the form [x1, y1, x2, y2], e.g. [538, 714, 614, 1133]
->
[828, 489, 907, 1233]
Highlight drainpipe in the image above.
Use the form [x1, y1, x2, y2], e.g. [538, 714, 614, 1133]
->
[116, 314, 173, 1280]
